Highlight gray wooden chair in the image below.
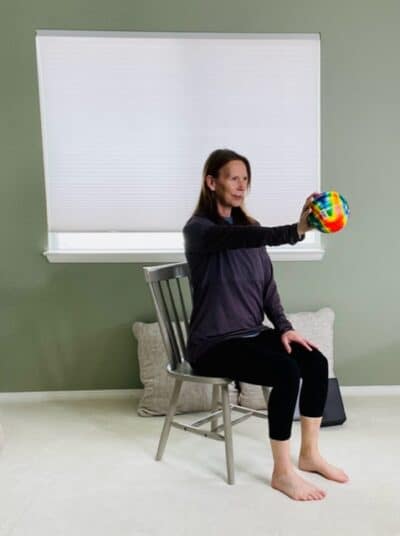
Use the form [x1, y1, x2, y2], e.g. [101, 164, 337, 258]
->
[143, 261, 269, 485]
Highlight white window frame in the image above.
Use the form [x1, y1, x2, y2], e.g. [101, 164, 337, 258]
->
[43, 231, 323, 262]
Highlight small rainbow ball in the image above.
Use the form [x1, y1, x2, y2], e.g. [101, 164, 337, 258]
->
[307, 191, 350, 233]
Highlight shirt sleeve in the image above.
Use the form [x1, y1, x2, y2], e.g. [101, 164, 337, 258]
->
[183, 218, 305, 253]
[261, 249, 294, 334]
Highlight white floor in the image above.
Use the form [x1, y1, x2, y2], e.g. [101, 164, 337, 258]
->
[0, 391, 399, 536]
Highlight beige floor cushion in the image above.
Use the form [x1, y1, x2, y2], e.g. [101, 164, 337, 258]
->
[132, 321, 239, 416]
[239, 307, 336, 410]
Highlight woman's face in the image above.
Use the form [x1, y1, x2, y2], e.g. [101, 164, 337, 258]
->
[206, 160, 249, 217]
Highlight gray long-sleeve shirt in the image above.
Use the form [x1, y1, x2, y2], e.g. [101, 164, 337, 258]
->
[182, 212, 305, 365]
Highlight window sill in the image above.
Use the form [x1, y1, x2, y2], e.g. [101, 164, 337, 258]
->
[43, 232, 325, 262]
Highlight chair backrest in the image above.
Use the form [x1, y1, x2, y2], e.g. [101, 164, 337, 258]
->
[143, 262, 193, 370]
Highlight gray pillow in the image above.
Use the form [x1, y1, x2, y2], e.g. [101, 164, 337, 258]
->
[132, 321, 239, 416]
[239, 308, 336, 410]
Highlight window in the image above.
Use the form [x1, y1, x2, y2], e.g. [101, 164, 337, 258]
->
[36, 30, 323, 262]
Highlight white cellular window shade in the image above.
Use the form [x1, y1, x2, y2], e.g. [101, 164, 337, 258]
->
[36, 30, 323, 262]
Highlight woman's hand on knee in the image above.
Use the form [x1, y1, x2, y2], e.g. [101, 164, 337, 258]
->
[280, 330, 319, 354]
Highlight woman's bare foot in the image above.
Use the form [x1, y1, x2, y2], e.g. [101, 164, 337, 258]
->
[298, 452, 349, 483]
[271, 468, 327, 501]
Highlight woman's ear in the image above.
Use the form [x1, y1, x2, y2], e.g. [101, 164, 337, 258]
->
[205, 175, 216, 191]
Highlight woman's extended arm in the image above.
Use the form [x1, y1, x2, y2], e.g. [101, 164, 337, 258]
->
[184, 192, 317, 253]
[183, 219, 304, 253]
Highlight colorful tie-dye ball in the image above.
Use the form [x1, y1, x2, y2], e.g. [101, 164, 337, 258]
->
[307, 191, 350, 233]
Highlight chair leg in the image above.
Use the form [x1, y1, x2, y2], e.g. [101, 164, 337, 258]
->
[155, 378, 183, 461]
[221, 384, 235, 485]
[261, 385, 270, 409]
[210, 384, 220, 431]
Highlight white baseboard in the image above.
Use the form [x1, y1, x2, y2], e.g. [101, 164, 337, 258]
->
[340, 385, 400, 396]
[0, 385, 400, 402]
[0, 389, 142, 402]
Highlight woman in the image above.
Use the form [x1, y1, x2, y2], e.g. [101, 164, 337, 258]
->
[182, 148, 349, 501]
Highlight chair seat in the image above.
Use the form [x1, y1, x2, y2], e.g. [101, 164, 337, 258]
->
[166, 362, 233, 385]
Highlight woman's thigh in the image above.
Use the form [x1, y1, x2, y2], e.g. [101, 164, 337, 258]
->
[244, 329, 328, 379]
[192, 329, 301, 386]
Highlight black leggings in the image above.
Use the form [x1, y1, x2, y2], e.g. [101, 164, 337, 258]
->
[192, 329, 329, 441]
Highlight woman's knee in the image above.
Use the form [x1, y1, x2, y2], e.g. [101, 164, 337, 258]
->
[297, 346, 329, 377]
[310, 350, 329, 374]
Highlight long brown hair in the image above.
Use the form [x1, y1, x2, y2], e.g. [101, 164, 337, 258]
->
[192, 148, 258, 225]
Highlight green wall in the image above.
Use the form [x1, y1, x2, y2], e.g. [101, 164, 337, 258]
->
[1, 0, 399, 391]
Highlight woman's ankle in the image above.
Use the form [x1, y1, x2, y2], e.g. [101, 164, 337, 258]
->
[270, 437, 293, 476]
[272, 464, 295, 477]
[299, 446, 320, 459]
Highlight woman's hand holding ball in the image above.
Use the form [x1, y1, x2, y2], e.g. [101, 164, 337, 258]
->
[299, 190, 350, 235]
[297, 192, 320, 238]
